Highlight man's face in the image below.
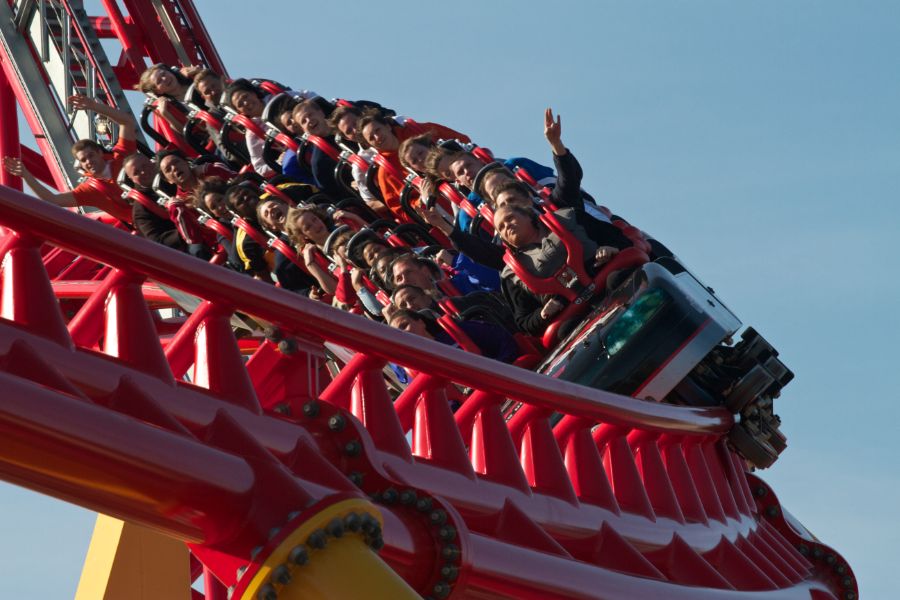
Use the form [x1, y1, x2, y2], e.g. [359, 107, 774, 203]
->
[362, 241, 387, 267]
[393, 287, 431, 311]
[449, 155, 483, 189]
[230, 188, 260, 218]
[390, 314, 430, 338]
[336, 114, 360, 141]
[124, 155, 156, 188]
[294, 104, 329, 137]
[196, 76, 223, 106]
[231, 90, 264, 118]
[392, 258, 433, 289]
[362, 121, 398, 152]
[402, 144, 430, 173]
[495, 206, 538, 248]
[203, 192, 227, 218]
[258, 200, 287, 230]
[159, 155, 194, 188]
[74, 146, 107, 176]
[494, 189, 533, 210]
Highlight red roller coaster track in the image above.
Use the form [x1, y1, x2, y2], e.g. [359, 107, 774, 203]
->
[0, 1, 857, 599]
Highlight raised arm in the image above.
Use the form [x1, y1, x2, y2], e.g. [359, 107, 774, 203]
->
[69, 94, 136, 142]
[2, 157, 76, 207]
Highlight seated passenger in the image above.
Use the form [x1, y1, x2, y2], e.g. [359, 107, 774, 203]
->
[124, 153, 185, 251]
[222, 79, 275, 177]
[398, 133, 435, 175]
[156, 150, 235, 198]
[285, 205, 340, 295]
[225, 183, 271, 280]
[494, 204, 620, 335]
[387, 309, 519, 363]
[255, 197, 319, 294]
[357, 109, 470, 219]
[194, 177, 234, 258]
[2, 94, 137, 224]
[137, 64, 199, 138]
[191, 69, 226, 109]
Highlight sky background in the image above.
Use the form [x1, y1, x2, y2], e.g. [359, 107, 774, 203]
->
[0, 1, 898, 598]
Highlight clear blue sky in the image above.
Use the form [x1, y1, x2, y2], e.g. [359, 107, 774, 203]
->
[1, 1, 897, 597]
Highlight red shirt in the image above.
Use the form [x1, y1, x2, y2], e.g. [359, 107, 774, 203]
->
[376, 121, 470, 220]
[71, 137, 137, 223]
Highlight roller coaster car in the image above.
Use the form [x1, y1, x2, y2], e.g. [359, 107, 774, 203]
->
[502, 256, 793, 469]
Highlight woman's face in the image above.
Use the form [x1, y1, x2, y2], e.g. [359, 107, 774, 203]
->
[402, 143, 430, 173]
[150, 67, 178, 95]
[336, 114, 360, 141]
[259, 200, 287, 231]
[295, 212, 328, 243]
[231, 90, 264, 118]
[362, 121, 398, 152]
[203, 192, 227, 218]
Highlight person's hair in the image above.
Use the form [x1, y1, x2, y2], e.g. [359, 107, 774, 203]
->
[71, 139, 105, 157]
[356, 107, 393, 137]
[423, 146, 455, 179]
[325, 228, 353, 259]
[193, 176, 229, 210]
[391, 284, 428, 304]
[255, 196, 289, 226]
[492, 179, 534, 202]
[155, 148, 188, 166]
[388, 253, 441, 286]
[223, 78, 264, 110]
[136, 64, 191, 95]
[224, 181, 260, 210]
[326, 104, 363, 131]
[122, 152, 148, 169]
[192, 68, 222, 85]
[472, 162, 513, 201]
[369, 248, 404, 291]
[398, 133, 434, 171]
[387, 308, 441, 337]
[292, 97, 335, 120]
[285, 204, 331, 245]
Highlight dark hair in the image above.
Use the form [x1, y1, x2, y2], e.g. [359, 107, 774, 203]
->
[472, 161, 512, 200]
[193, 176, 229, 210]
[391, 283, 428, 302]
[387, 308, 442, 337]
[492, 179, 534, 202]
[223, 78, 265, 109]
[192, 69, 222, 84]
[155, 148, 188, 165]
[71, 139, 105, 157]
[356, 107, 393, 135]
[224, 181, 260, 210]
[423, 146, 455, 179]
[327, 104, 364, 131]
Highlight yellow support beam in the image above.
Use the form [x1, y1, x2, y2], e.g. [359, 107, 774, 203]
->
[74, 515, 191, 600]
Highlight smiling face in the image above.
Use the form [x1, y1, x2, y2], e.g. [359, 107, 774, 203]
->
[293, 103, 330, 137]
[494, 205, 539, 248]
[361, 121, 399, 152]
[258, 199, 287, 231]
[278, 110, 302, 135]
[124, 154, 156, 188]
[149, 67, 179, 95]
[361, 240, 388, 267]
[159, 155, 197, 190]
[449, 154, 483, 189]
[74, 146, 107, 176]
[230, 89, 264, 118]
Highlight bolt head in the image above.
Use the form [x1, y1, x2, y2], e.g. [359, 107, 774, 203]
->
[399, 489, 417, 505]
[327, 518, 345, 538]
[344, 440, 361, 457]
[257, 583, 278, 600]
[433, 582, 451, 599]
[328, 414, 346, 432]
[348, 471, 364, 486]
[429, 510, 448, 526]
[289, 545, 309, 566]
[302, 401, 320, 418]
[307, 530, 327, 550]
[438, 525, 457, 542]
[416, 497, 433, 513]
[381, 488, 398, 504]
[272, 564, 291, 585]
